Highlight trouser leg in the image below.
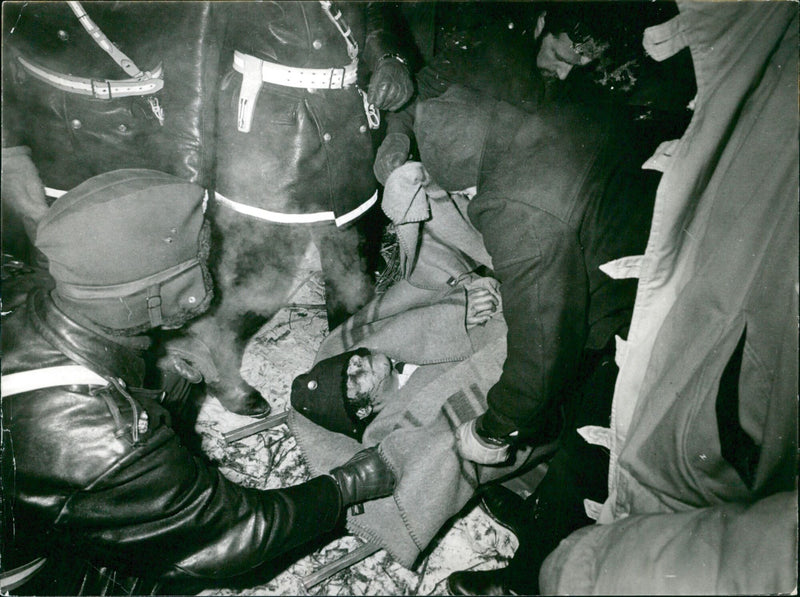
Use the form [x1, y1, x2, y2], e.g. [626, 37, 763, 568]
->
[505, 350, 617, 595]
[311, 216, 378, 330]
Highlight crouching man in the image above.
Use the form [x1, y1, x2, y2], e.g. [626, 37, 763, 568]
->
[0, 169, 395, 595]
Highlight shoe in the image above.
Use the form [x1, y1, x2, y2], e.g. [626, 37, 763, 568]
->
[479, 484, 526, 536]
[330, 447, 396, 507]
[446, 568, 515, 596]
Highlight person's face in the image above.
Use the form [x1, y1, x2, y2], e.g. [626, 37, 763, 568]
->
[346, 351, 393, 401]
[536, 31, 593, 81]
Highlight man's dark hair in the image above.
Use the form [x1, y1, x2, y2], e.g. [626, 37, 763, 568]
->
[539, 1, 679, 94]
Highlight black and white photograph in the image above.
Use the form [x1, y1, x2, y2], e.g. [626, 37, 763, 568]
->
[1, 1, 797, 595]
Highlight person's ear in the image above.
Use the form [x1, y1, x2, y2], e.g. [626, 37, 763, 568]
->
[534, 12, 546, 39]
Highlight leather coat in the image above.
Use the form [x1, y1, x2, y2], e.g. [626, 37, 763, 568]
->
[1, 287, 341, 587]
[214, 2, 403, 221]
[2, 2, 220, 191]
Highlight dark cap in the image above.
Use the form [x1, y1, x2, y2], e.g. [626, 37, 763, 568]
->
[291, 348, 374, 442]
[35, 169, 209, 331]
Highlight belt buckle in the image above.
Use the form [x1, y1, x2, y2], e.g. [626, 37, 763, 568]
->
[90, 79, 112, 100]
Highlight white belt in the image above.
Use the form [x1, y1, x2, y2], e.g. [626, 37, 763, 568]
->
[16, 55, 164, 99]
[233, 50, 357, 133]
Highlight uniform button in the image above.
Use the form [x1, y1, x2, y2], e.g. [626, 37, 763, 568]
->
[117, 124, 128, 133]
[312, 39, 323, 50]
[359, 125, 368, 133]
[70, 119, 82, 130]
[322, 132, 332, 142]
[57, 29, 69, 41]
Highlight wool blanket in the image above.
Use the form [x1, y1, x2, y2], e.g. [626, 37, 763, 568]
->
[289, 162, 551, 566]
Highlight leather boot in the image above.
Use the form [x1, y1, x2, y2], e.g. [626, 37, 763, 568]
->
[330, 447, 396, 508]
[446, 568, 516, 596]
[479, 484, 526, 536]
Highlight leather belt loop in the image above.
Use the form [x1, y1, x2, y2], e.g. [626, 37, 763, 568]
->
[236, 53, 265, 133]
[91, 78, 113, 99]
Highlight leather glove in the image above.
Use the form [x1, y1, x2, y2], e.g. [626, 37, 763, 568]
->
[1, 146, 48, 242]
[330, 446, 396, 508]
[374, 133, 411, 185]
[368, 57, 413, 112]
[456, 416, 511, 465]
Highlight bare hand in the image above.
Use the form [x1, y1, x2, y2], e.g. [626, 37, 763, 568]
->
[465, 278, 502, 328]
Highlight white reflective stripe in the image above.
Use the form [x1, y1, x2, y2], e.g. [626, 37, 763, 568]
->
[0, 557, 48, 591]
[614, 334, 628, 369]
[215, 190, 377, 227]
[599, 255, 644, 280]
[642, 139, 681, 172]
[334, 191, 378, 227]
[576, 425, 612, 450]
[583, 499, 603, 521]
[45, 187, 67, 199]
[1, 365, 108, 398]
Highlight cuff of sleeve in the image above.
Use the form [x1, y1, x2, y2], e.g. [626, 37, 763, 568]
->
[300, 475, 344, 532]
[478, 408, 518, 440]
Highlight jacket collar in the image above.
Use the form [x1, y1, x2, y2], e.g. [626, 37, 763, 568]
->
[27, 288, 147, 386]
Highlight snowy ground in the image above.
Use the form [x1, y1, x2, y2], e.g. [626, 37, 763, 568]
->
[194, 268, 518, 596]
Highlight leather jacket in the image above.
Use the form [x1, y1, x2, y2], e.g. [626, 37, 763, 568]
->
[214, 2, 405, 221]
[2, 2, 220, 191]
[1, 287, 341, 587]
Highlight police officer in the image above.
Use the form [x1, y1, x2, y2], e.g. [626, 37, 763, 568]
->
[0, 169, 396, 595]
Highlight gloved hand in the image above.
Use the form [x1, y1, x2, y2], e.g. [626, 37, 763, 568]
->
[368, 57, 413, 112]
[1, 146, 48, 242]
[456, 416, 510, 465]
[330, 446, 396, 508]
[374, 133, 411, 185]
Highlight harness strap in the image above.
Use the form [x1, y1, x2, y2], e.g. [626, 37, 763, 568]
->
[1, 365, 108, 398]
[67, 1, 144, 79]
[65, 1, 164, 124]
[319, 0, 359, 61]
[0, 557, 48, 592]
[319, 0, 380, 129]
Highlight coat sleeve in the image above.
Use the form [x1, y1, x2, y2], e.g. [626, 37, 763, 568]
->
[362, 3, 410, 72]
[59, 419, 342, 582]
[467, 193, 587, 440]
[539, 491, 799, 595]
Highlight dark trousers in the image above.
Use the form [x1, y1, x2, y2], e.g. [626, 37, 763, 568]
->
[505, 347, 617, 594]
